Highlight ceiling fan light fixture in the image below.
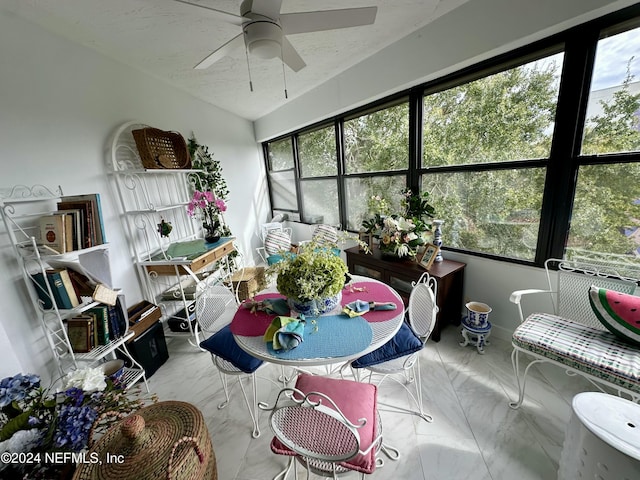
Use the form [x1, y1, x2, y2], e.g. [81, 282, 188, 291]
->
[244, 21, 282, 59]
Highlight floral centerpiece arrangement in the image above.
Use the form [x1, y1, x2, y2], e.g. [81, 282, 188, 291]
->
[266, 237, 350, 316]
[0, 368, 156, 479]
[362, 188, 436, 258]
[187, 189, 227, 243]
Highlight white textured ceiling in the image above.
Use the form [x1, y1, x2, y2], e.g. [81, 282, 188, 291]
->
[1, 0, 470, 120]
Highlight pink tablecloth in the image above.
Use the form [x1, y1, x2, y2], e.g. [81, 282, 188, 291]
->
[230, 282, 403, 337]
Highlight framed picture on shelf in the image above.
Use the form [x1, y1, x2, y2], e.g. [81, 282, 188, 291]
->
[359, 232, 373, 250]
[418, 243, 439, 270]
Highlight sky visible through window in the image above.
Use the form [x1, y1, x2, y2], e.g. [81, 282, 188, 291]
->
[592, 27, 640, 90]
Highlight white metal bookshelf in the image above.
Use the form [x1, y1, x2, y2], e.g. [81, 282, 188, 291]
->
[107, 121, 239, 348]
[0, 184, 147, 390]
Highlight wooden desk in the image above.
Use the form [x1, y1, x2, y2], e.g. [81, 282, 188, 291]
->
[345, 246, 465, 342]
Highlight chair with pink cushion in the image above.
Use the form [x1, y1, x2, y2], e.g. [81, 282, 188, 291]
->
[261, 373, 398, 479]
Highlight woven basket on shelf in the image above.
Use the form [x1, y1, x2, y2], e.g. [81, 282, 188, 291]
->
[72, 401, 216, 480]
[132, 127, 191, 169]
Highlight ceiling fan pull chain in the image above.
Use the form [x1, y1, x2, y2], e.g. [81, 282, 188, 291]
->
[245, 43, 254, 92]
[281, 46, 288, 99]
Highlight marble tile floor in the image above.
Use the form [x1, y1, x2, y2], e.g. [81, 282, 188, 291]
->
[148, 327, 596, 480]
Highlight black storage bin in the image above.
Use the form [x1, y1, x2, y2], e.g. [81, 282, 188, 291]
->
[119, 321, 169, 378]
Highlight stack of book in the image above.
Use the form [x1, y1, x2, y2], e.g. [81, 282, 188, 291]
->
[32, 267, 127, 353]
[66, 303, 126, 353]
[39, 193, 106, 254]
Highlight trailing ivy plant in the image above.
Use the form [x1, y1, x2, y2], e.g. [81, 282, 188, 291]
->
[188, 135, 229, 201]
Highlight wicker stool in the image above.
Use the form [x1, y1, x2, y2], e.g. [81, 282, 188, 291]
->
[73, 401, 216, 480]
[558, 392, 640, 479]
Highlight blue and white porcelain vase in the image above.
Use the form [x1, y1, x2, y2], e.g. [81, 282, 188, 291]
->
[432, 219, 444, 262]
[287, 291, 342, 316]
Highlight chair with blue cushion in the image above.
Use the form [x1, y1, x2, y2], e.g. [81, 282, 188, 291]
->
[197, 287, 265, 438]
[350, 272, 438, 423]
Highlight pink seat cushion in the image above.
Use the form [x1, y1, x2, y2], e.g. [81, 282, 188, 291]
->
[270, 373, 378, 474]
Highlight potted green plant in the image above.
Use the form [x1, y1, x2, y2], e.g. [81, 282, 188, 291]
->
[266, 238, 349, 316]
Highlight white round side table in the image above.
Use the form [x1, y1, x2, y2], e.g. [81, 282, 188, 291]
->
[558, 392, 640, 480]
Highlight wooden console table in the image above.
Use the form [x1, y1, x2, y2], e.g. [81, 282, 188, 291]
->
[345, 246, 465, 342]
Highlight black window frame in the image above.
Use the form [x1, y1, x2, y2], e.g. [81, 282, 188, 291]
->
[262, 4, 640, 267]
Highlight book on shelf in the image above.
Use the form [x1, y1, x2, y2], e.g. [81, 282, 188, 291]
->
[31, 272, 54, 310]
[52, 212, 74, 253]
[107, 299, 127, 339]
[57, 193, 105, 248]
[66, 315, 94, 353]
[86, 305, 110, 346]
[67, 269, 96, 297]
[43, 268, 80, 310]
[39, 214, 66, 254]
[92, 283, 118, 306]
[56, 208, 83, 251]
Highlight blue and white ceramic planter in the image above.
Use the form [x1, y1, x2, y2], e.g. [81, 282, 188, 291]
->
[287, 291, 342, 316]
[465, 301, 492, 328]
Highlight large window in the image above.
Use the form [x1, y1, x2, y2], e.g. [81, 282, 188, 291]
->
[266, 138, 297, 213]
[296, 126, 339, 224]
[344, 102, 409, 174]
[567, 24, 640, 262]
[263, 7, 640, 267]
[420, 54, 563, 261]
[581, 27, 640, 156]
[343, 101, 409, 229]
[345, 175, 406, 231]
[422, 169, 545, 260]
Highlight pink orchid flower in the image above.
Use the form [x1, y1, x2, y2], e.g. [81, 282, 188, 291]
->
[215, 198, 227, 212]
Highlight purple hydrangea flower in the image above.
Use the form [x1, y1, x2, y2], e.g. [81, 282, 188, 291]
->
[53, 405, 98, 451]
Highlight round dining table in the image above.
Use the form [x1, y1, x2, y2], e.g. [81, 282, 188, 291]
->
[230, 275, 405, 366]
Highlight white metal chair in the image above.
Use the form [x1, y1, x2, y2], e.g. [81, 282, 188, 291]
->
[350, 272, 438, 422]
[257, 226, 293, 264]
[261, 373, 397, 480]
[196, 286, 265, 438]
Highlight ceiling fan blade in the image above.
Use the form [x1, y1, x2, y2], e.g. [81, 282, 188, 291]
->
[174, 0, 247, 26]
[250, 0, 283, 20]
[281, 7, 377, 35]
[281, 37, 306, 72]
[194, 33, 244, 69]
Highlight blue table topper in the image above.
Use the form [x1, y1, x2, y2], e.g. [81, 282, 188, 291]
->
[266, 314, 373, 360]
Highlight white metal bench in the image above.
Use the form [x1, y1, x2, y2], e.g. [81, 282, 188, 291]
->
[509, 258, 640, 409]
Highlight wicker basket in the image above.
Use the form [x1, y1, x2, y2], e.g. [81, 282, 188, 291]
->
[73, 401, 216, 480]
[132, 127, 191, 169]
[227, 267, 266, 301]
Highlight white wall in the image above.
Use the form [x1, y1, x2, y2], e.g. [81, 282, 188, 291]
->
[254, 0, 638, 340]
[0, 10, 269, 382]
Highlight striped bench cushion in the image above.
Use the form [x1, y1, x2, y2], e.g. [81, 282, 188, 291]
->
[513, 312, 640, 393]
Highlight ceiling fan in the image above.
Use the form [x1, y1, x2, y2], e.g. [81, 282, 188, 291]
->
[175, 0, 378, 73]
